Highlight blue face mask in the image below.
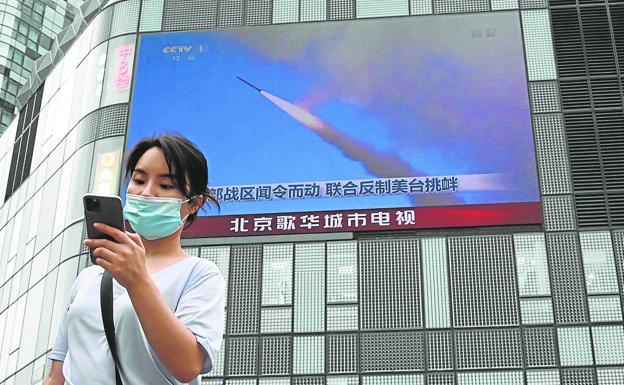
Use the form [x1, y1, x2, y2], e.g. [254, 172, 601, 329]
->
[123, 194, 194, 240]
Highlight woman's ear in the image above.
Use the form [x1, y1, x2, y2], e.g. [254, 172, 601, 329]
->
[190, 195, 205, 214]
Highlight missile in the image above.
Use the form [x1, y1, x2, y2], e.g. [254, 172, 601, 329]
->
[237, 76, 261, 92]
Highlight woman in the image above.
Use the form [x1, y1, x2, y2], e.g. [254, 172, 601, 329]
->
[44, 134, 225, 385]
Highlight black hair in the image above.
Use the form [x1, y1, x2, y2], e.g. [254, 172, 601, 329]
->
[124, 134, 219, 228]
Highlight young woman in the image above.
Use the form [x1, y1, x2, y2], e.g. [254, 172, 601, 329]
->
[44, 134, 225, 385]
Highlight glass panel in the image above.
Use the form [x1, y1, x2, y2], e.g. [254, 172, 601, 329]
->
[260, 307, 292, 334]
[262, 244, 293, 306]
[327, 241, 357, 304]
[588, 296, 622, 322]
[580, 232, 619, 294]
[527, 369, 559, 385]
[422, 238, 450, 328]
[514, 233, 551, 296]
[17, 279, 44, 368]
[521, 10, 557, 81]
[293, 335, 324, 374]
[356, 0, 409, 18]
[592, 326, 624, 365]
[327, 304, 358, 331]
[558, 327, 593, 366]
[272, 0, 299, 23]
[520, 298, 554, 324]
[457, 371, 523, 385]
[294, 243, 324, 332]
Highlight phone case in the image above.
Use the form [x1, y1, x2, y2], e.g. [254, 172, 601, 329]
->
[83, 194, 125, 265]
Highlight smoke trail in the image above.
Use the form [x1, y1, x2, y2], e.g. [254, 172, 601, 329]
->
[242, 79, 462, 206]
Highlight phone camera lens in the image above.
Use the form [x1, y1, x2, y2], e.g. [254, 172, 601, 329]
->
[85, 197, 99, 212]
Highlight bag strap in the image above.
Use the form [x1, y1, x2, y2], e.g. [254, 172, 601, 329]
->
[100, 270, 123, 385]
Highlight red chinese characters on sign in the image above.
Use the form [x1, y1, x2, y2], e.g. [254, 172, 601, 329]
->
[181, 202, 542, 238]
[115, 45, 133, 90]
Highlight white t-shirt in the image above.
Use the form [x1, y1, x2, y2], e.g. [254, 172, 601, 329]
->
[49, 257, 226, 385]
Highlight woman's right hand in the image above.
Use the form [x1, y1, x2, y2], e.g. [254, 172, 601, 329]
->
[42, 360, 64, 385]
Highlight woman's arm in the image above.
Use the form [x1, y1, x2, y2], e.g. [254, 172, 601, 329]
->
[127, 276, 207, 383]
[42, 360, 65, 385]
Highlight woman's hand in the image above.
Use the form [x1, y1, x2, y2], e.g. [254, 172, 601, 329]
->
[84, 223, 149, 290]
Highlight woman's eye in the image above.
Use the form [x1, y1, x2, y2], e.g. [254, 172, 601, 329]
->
[161, 184, 175, 190]
[132, 179, 145, 185]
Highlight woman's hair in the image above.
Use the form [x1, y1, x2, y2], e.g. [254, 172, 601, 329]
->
[124, 134, 219, 228]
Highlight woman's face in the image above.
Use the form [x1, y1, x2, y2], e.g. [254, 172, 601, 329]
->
[127, 147, 195, 217]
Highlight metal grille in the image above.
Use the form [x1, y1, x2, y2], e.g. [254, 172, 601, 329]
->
[529, 81, 561, 113]
[560, 368, 596, 385]
[546, 232, 589, 323]
[427, 373, 454, 385]
[227, 337, 258, 376]
[361, 331, 424, 372]
[363, 375, 423, 385]
[433, 0, 489, 14]
[426, 331, 453, 370]
[448, 236, 518, 327]
[328, 0, 354, 20]
[524, 327, 557, 367]
[580, 6, 617, 77]
[261, 336, 291, 375]
[597, 110, 624, 191]
[163, 0, 218, 30]
[575, 193, 609, 228]
[532, 114, 572, 195]
[76, 110, 99, 148]
[218, 0, 245, 27]
[360, 239, 421, 330]
[455, 329, 522, 369]
[246, 0, 271, 25]
[292, 377, 325, 385]
[97, 104, 128, 138]
[328, 334, 358, 373]
[521, 10, 558, 81]
[457, 371, 523, 385]
[227, 244, 261, 334]
[551, 8, 586, 78]
[520, 0, 548, 8]
[542, 195, 577, 231]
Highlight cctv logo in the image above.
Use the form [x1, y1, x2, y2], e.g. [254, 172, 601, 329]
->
[163, 45, 193, 54]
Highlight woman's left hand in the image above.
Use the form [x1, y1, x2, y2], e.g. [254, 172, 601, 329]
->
[84, 222, 149, 290]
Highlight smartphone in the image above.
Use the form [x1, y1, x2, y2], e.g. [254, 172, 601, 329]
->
[83, 194, 125, 265]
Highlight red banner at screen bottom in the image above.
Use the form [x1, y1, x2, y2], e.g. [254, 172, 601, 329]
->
[181, 202, 542, 238]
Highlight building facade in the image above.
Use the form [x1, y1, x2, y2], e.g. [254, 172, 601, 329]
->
[0, 0, 623, 385]
[0, 0, 83, 135]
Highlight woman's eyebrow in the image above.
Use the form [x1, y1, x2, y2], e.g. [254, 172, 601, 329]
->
[133, 168, 177, 178]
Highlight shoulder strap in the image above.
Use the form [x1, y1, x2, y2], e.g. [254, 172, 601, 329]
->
[100, 270, 123, 385]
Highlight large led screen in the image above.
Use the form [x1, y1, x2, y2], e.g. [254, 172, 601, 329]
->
[128, 11, 541, 237]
